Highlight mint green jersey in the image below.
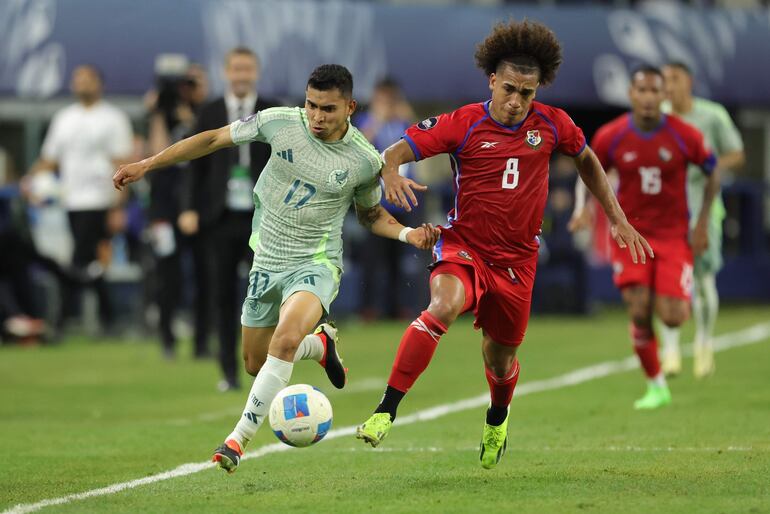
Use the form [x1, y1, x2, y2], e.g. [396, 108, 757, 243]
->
[663, 97, 743, 227]
[230, 107, 383, 272]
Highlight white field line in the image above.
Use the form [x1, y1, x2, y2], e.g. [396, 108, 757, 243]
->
[5, 321, 770, 514]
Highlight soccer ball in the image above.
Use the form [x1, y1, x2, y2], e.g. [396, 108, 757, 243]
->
[269, 384, 333, 448]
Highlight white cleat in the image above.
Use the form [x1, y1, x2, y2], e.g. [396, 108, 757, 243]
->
[694, 344, 715, 379]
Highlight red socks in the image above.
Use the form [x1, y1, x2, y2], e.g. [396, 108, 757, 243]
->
[485, 358, 520, 408]
[387, 310, 447, 393]
[631, 324, 661, 378]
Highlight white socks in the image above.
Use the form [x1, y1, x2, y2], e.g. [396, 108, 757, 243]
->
[228, 355, 293, 448]
[693, 273, 719, 349]
[650, 372, 667, 388]
[293, 334, 324, 363]
[658, 322, 681, 358]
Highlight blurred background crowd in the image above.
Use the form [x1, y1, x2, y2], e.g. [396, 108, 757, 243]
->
[1, 0, 768, 390]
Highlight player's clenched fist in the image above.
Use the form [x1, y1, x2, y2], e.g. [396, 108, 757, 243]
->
[406, 223, 440, 250]
[113, 161, 149, 191]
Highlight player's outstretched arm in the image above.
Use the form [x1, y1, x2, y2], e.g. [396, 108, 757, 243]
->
[692, 167, 721, 256]
[572, 146, 654, 264]
[381, 139, 427, 212]
[355, 203, 439, 250]
[112, 125, 234, 190]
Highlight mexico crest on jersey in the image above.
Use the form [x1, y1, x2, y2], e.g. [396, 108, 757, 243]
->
[327, 169, 349, 190]
[525, 130, 542, 149]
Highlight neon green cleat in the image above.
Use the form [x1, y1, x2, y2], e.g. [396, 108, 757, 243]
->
[633, 383, 672, 410]
[355, 412, 392, 448]
[479, 409, 509, 469]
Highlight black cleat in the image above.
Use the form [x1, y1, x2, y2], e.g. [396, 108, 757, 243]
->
[316, 322, 347, 389]
[212, 439, 243, 474]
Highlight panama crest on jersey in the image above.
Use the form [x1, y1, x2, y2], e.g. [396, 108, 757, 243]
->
[525, 129, 542, 149]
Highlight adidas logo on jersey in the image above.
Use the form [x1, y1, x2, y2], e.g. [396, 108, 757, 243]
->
[276, 149, 294, 163]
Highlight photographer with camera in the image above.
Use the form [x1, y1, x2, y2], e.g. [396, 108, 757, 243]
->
[145, 56, 209, 358]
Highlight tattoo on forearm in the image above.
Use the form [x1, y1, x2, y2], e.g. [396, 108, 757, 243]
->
[357, 205, 382, 228]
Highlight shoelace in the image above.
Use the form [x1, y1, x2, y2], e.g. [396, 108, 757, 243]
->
[484, 426, 504, 447]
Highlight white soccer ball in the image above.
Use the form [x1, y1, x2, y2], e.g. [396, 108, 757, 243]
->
[269, 384, 333, 448]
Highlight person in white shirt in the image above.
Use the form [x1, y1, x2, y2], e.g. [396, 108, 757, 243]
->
[28, 64, 134, 332]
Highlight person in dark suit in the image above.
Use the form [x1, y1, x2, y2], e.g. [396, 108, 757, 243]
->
[178, 47, 276, 391]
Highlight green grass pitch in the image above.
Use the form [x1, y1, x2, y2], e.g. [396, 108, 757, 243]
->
[1, 306, 769, 513]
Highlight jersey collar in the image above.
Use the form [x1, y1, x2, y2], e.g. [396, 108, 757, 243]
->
[628, 112, 667, 139]
[484, 100, 530, 131]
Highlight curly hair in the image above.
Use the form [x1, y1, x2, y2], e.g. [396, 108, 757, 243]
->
[474, 19, 563, 86]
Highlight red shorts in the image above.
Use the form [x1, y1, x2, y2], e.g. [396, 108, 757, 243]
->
[430, 228, 536, 346]
[611, 236, 693, 300]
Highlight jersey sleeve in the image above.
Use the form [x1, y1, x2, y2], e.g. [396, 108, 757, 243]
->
[552, 108, 587, 157]
[402, 109, 467, 161]
[41, 112, 65, 162]
[713, 104, 744, 155]
[684, 124, 717, 176]
[109, 110, 133, 159]
[229, 107, 298, 145]
[590, 124, 615, 170]
[353, 147, 384, 208]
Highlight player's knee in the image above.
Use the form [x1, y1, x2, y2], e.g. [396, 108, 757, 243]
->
[659, 308, 687, 328]
[426, 298, 462, 327]
[270, 330, 304, 360]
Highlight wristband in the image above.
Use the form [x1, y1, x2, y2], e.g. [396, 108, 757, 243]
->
[398, 227, 415, 243]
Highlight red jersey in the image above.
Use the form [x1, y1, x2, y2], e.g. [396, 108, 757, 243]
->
[404, 100, 586, 266]
[592, 113, 716, 240]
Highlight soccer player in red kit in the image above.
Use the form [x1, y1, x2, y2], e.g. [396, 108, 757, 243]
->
[570, 66, 719, 410]
[355, 20, 653, 469]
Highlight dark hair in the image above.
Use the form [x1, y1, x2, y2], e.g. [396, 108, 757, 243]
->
[665, 61, 692, 76]
[474, 19, 563, 86]
[630, 64, 664, 82]
[374, 77, 401, 92]
[225, 47, 259, 67]
[307, 64, 353, 98]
